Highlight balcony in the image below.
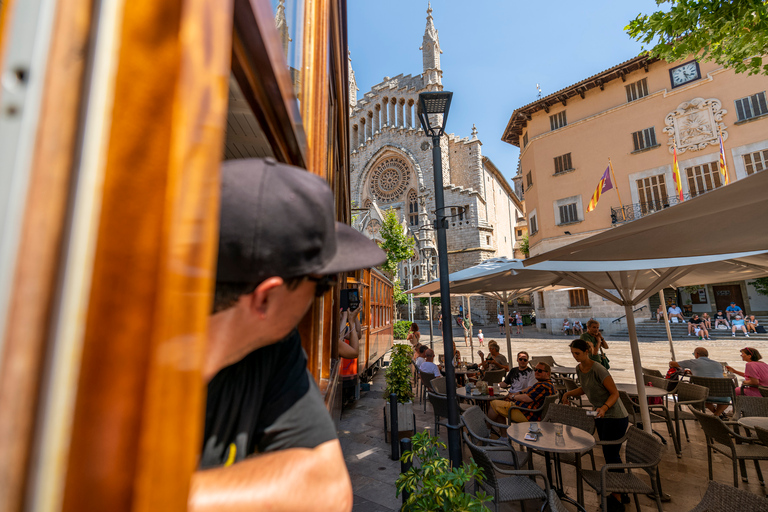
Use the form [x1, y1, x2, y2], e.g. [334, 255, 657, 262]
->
[611, 192, 699, 224]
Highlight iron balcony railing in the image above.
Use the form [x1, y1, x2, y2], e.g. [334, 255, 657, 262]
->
[611, 192, 697, 224]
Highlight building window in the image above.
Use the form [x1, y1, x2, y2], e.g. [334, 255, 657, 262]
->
[526, 171, 533, 188]
[554, 153, 573, 174]
[744, 149, 768, 175]
[408, 190, 419, 226]
[569, 289, 590, 307]
[523, 132, 529, 147]
[735, 92, 768, 122]
[632, 127, 657, 151]
[636, 174, 668, 214]
[625, 78, 649, 102]
[529, 213, 538, 235]
[549, 111, 567, 131]
[558, 202, 579, 224]
[517, 229, 522, 237]
[486, 236, 491, 245]
[537, 291, 545, 309]
[685, 161, 722, 197]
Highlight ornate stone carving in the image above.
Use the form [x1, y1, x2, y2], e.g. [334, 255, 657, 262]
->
[663, 97, 727, 154]
[366, 219, 381, 236]
[370, 157, 412, 203]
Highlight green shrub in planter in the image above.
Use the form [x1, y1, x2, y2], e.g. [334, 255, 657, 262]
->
[394, 320, 412, 340]
[384, 343, 414, 404]
[396, 430, 491, 511]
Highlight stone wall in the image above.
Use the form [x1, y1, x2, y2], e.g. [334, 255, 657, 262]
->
[534, 289, 651, 335]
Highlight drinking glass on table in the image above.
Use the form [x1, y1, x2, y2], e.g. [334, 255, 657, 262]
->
[554, 424, 564, 437]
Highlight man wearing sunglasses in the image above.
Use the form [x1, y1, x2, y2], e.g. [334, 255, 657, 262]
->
[190, 159, 385, 511]
[500, 351, 536, 393]
[488, 362, 556, 427]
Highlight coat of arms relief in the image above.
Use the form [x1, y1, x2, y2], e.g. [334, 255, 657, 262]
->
[663, 97, 728, 154]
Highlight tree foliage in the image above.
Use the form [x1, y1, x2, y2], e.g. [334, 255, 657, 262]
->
[626, 1, 768, 76]
[378, 208, 415, 276]
[750, 277, 768, 296]
[393, 279, 408, 305]
[384, 343, 415, 404]
[519, 233, 529, 258]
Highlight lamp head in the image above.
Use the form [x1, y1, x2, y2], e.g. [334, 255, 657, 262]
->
[417, 91, 453, 138]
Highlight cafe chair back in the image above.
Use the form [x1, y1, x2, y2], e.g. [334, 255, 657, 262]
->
[672, 381, 709, 445]
[430, 376, 446, 395]
[541, 403, 597, 470]
[462, 432, 554, 512]
[427, 392, 469, 435]
[506, 394, 558, 425]
[483, 369, 505, 384]
[692, 408, 768, 488]
[758, 386, 768, 398]
[581, 426, 665, 512]
[731, 395, 768, 420]
[561, 377, 591, 407]
[460, 406, 529, 469]
[690, 375, 736, 409]
[685, 480, 768, 512]
[531, 355, 557, 369]
[643, 373, 677, 394]
[642, 367, 664, 378]
[419, 371, 437, 412]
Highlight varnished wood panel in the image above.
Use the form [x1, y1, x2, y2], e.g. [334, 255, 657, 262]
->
[61, 0, 231, 510]
[0, 0, 93, 509]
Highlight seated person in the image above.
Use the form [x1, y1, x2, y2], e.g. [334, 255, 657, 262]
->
[337, 303, 362, 359]
[500, 351, 536, 393]
[670, 347, 729, 416]
[477, 341, 509, 373]
[572, 320, 584, 336]
[701, 312, 712, 330]
[667, 303, 685, 323]
[687, 314, 710, 340]
[746, 315, 759, 333]
[414, 344, 428, 367]
[656, 303, 666, 323]
[419, 349, 442, 378]
[488, 362, 556, 428]
[714, 310, 730, 329]
[562, 319, 571, 335]
[732, 314, 750, 337]
[726, 301, 744, 321]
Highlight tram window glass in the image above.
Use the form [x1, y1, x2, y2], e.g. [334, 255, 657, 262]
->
[270, 0, 305, 111]
[224, 77, 276, 160]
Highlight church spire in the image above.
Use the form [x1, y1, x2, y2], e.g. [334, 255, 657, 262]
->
[348, 50, 358, 110]
[274, 0, 291, 58]
[420, 2, 442, 89]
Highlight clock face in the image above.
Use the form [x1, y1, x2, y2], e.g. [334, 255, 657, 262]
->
[670, 62, 700, 87]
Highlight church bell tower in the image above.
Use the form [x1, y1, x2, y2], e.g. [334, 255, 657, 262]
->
[420, 3, 443, 89]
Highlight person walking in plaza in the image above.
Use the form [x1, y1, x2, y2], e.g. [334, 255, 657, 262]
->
[726, 348, 768, 396]
[462, 314, 472, 345]
[488, 362, 556, 427]
[667, 303, 685, 323]
[580, 319, 610, 368]
[498, 312, 505, 335]
[515, 311, 523, 334]
[500, 351, 536, 393]
[477, 329, 484, 346]
[731, 313, 750, 337]
[561, 338, 629, 510]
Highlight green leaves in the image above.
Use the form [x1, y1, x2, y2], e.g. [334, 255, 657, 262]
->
[750, 277, 768, 296]
[626, 0, 768, 76]
[394, 320, 412, 340]
[395, 431, 492, 511]
[384, 343, 415, 404]
[379, 208, 416, 276]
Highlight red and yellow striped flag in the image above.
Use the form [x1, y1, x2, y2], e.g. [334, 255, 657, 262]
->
[719, 129, 730, 186]
[672, 145, 684, 202]
[586, 166, 613, 213]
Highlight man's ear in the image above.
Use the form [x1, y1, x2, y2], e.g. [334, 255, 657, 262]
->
[247, 277, 285, 317]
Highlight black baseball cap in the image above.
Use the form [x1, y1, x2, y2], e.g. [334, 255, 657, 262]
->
[216, 158, 386, 283]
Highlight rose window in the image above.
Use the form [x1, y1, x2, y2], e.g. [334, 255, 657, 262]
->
[370, 157, 411, 203]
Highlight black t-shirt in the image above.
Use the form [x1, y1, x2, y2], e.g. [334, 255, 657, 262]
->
[689, 317, 703, 325]
[715, 313, 725, 320]
[200, 329, 337, 469]
[504, 367, 534, 391]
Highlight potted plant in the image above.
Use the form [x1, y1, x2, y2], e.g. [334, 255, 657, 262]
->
[396, 430, 491, 511]
[384, 343, 415, 438]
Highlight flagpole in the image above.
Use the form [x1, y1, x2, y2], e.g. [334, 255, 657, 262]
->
[718, 125, 730, 186]
[608, 158, 625, 220]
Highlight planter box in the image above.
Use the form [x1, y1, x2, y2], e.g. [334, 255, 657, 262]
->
[384, 401, 415, 442]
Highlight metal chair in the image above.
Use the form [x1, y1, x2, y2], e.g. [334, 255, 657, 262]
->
[419, 371, 436, 412]
[731, 395, 768, 420]
[581, 425, 665, 512]
[462, 432, 555, 512]
[692, 408, 768, 488]
[531, 355, 558, 368]
[672, 381, 709, 447]
[506, 394, 558, 424]
[431, 376, 446, 395]
[690, 375, 736, 415]
[642, 367, 664, 378]
[758, 386, 768, 398]
[483, 369, 506, 384]
[461, 405, 530, 469]
[685, 480, 768, 512]
[427, 391, 470, 435]
[561, 376, 591, 407]
[541, 403, 597, 470]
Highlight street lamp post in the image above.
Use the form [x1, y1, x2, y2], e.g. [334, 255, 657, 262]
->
[416, 225, 435, 350]
[417, 91, 462, 468]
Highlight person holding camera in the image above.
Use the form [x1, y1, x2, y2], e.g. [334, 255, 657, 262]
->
[338, 302, 363, 359]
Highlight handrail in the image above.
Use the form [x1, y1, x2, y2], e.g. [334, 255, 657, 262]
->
[612, 305, 648, 324]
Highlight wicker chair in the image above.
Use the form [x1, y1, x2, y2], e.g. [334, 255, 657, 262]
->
[461, 405, 530, 469]
[673, 381, 709, 447]
[431, 376, 446, 395]
[758, 386, 768, 398]
[581, 426, 665, 512]
[731, 395, 768, 420]
[619, 390, 681, 457]
[531, 355, 558, 369]
[541, 403, 597, 470]
[483, 369, 506, 384]
[642, 367, 664, 378]
[561, 376, 592, 407]
[692, 409, 768, 488]
[427, 391, 470, 434]
[690, 375, 736, 415]
[506, 394, 558, 424]
[686, 480, 768, 512]
[419, 371, 437, 412]
[462, 432, 555, 512]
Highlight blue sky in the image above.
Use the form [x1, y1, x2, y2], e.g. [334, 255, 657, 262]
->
[348, 0, 661, 184]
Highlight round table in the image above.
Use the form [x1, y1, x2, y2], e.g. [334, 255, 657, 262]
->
[616, 383, 668, 398]
[550, 366, 577, 375]
[738, 417, 768, 430]
[456, 387, 507, 401]
[507, 422, 595, 507]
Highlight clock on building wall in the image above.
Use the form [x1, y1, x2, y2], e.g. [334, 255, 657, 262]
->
[669, 61, 701, 88]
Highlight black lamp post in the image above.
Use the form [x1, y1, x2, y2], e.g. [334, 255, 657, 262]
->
[417, 91, 461, 468]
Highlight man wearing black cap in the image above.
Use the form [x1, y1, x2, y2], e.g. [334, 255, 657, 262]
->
[189, 159, 385, 511]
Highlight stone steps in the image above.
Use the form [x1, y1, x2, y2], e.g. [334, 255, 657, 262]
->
[614, 317, 768, 339]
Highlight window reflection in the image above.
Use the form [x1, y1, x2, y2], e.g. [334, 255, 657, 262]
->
[271, 0, 304, 103]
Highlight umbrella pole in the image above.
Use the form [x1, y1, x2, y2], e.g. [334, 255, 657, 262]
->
[658, 290, 675, 360]
[624, 303, 653, 433]
[467, 296, 473, 358]
[427, 294, 434, 351]
[502, 292, 512, 363]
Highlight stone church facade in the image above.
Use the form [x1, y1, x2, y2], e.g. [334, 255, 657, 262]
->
[349, 6, 524, 323]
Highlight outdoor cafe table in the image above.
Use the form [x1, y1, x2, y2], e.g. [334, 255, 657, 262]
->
[550, 366, 578, 376]
[739, 417, 768, 430]
[616, 383, 669, 399]
[456, 387, 506, 412]
[507, 421, 594, 509]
